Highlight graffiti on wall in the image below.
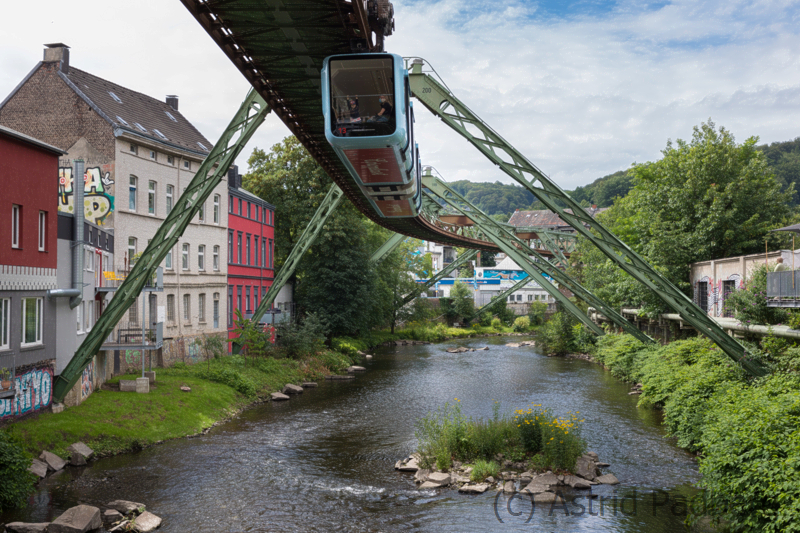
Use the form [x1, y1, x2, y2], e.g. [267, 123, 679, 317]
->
[58, 165, 115, 225]
[483, 269, 528, 281]
[0, 366, 53, 420]
[80, 360, 94, 400]
[125, 350, 142, 365]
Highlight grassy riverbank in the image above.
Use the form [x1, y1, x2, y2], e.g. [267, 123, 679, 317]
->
[591, 333, 800, 533]
[4, 351, 357, 459]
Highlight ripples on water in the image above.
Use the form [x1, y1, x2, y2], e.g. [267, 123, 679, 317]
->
[4, 337, 716, 532]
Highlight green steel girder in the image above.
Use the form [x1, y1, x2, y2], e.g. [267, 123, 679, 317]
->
[424, 175, 654, 343]
[423, 187, 603, 337]
[371, 233, 405, 263]
[241, 183, 345, 341]
[409, 61, 762, 374]
[402, 249, 479, 306]
[477, 276, 533, 316]
[535, 231, 569, 269]
[53, 89, 272, 403]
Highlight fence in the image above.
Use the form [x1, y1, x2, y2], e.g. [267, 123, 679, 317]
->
[767, 271, 800, 307]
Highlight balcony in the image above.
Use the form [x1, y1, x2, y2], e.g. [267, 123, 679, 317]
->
[98, 266, 164, 293]
[102, 321, 163, 350]
[767, 271, 800, 307]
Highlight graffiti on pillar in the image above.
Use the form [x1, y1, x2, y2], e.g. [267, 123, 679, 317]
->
[125, 350, 142, 365]
[80, 360, 94, 400]
[58, 165, 115, 225]
[0, 366, 53, 420]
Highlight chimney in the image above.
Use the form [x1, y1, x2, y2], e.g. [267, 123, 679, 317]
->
[227, 165, 241, 189]
[166, 95, 179, 111]
[43, 43, 70, 74]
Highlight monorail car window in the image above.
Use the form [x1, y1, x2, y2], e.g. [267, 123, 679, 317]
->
[330, 57, 396, 137]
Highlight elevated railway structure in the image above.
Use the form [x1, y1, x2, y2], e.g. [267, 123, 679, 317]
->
[50, 0, 763, 402]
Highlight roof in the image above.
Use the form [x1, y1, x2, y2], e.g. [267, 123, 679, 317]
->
[232, 186, 276, 210]
[494, 255, 522, 271]
[62, 67, 212, 156]
[0, 124, 67, 155]
[507, 206, 608, 229]
[771, 223, 800, 234]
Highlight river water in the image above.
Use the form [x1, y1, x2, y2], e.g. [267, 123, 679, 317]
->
[4, 337, 714, 532]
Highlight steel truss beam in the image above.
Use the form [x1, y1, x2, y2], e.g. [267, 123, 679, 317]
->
[402, 249, 478, 306]
[371, 233, 405, 263]
[238, 183, 345, 346]
[425, 175, 654, 342]
[409, 60, 762, 373]
[423, 186, 603, 337]
[53, 89, 272, 402]
[476, 276, 533, 316]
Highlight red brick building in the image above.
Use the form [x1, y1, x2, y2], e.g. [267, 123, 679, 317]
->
[227, 167, 276, 348]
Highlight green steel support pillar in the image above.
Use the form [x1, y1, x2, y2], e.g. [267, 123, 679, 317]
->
[236, 183, 344, 349]
[53, 89, 272, 403]
[424, 174, 652, 342]
[371, 232, 405, 263]
[409, 60, 760, 372]
[536, 231, 570, 269]
[476, 276, 534, 315]
[402, 249, 478, 306]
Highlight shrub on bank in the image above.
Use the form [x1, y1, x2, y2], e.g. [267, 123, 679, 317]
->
[470, 459, 500, 482]
[512, 316, 531, 332]
[0, 430, 35, 511]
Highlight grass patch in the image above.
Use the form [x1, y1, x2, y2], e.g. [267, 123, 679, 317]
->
[414, 400, 585, 478]
[9, 351, 356, 459]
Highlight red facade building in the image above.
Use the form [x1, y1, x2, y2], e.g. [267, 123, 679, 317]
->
[227, 167, 275, 348]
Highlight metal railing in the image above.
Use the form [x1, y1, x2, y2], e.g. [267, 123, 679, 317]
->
[767, 271, 800, 307]
[103, 321, 163, 348]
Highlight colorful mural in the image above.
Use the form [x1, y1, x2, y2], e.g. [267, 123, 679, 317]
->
[482, 269, 528, 281]
[0, 365, 53, 420]
[80, 360, 94, 400]
[58, 165, 115, 225]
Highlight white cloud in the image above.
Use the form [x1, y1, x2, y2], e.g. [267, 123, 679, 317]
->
[1, 0, 799, 191]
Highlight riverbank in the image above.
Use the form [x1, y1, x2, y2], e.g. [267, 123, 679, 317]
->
[4, 350, 359, 459]
[586, 333, 800, 533]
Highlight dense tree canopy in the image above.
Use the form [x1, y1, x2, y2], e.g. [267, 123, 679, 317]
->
[571, 120, 794, 316]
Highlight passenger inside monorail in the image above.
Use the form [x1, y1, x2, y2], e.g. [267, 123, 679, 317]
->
[330, 57, 396, 137]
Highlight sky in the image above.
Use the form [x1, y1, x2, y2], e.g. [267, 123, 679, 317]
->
[1, 0, 800, 190]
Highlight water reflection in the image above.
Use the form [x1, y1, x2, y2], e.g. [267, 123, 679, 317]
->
[3, 337, 713, 532]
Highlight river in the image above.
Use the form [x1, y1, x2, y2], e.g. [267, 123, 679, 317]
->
[4, 336, 714, 532]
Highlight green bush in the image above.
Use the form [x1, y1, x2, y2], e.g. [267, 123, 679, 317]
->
[539, 411, 585, 471]
[195, 366, 257, 397]
[514, 405, 547, 454]
[415, 400, 470, 470]
[277, 312, 328, 358]
[528, 301, 548, 326]
[698, 374, 800, 533]
[723, 264, 788, 326]
[537, 312, 576, 355]
[491, 317, 502, 330]
[479, 312, 492, 327]
[512, 316, 531, 332]
[0, 430, 35, 511]
[470, 459, 500, 481]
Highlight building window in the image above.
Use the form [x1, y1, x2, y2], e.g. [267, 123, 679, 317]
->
[182, 243, 189, 270]
[11, 205, 20, 248]
[198, 245, 205, 271]
[228, 286, 233, 327]
[84, 300, 93, 332]
[76, 299, 83, 333]
[213, 293, 220, 329]
[198, 293, 206, 323]
[238, 199, 242, 216]
[262, 238, 266, 268]
[166, 185, 174, 214]
[213, 195, 220, 224]
[229, 195, 233, 214]
[697, 281, 709, 313]
[254, 239, 259, 267]
[129, 300, 138, 325]
[198, 201, 205, 222]
[38, 211, 46, 251]
[722, 280, 736, 318]
[246, 234, 251, 265]
[167, 294, 175, 323]
[183, 294, 191, 323]
[237, 232, 242, 264]
[167, 155, 174, 165]
[213, 245, 220, 271]
[0, 298, 9, 350]
[129, 176, 137, 211]
[184, 160, 191, 170]
[247, 202, 251, 219]
[269, 239, 273, 268]
[228, 230, 234, 264]
[148, 181, 156, 215]
[517, 294, 522, 302]
[246, 286, 251, 313]
[237, 286, 242, 317]
[128, 237, 137, 265]
[165, 247, 173, 270]
[21, 297, 42, 347]
[85, 249, 93, 272]
[150, 150, 157, 161]
[129, 143, 138, 154]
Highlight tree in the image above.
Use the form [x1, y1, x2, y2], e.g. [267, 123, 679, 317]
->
[373, 237, 425, 333]
[449, 280, 475, 322]
[570, 120, 794, 316]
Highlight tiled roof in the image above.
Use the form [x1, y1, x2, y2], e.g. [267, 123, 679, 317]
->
[64, 67, 212, 155]
[507, 207, 607, 229]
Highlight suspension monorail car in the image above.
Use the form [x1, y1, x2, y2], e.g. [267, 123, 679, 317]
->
[322, 53, 422, 218]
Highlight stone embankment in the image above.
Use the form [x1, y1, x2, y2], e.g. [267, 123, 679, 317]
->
[5, 499, 162, 533]
[28, 442, 94, 480]
[394, 451, 618, 498]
